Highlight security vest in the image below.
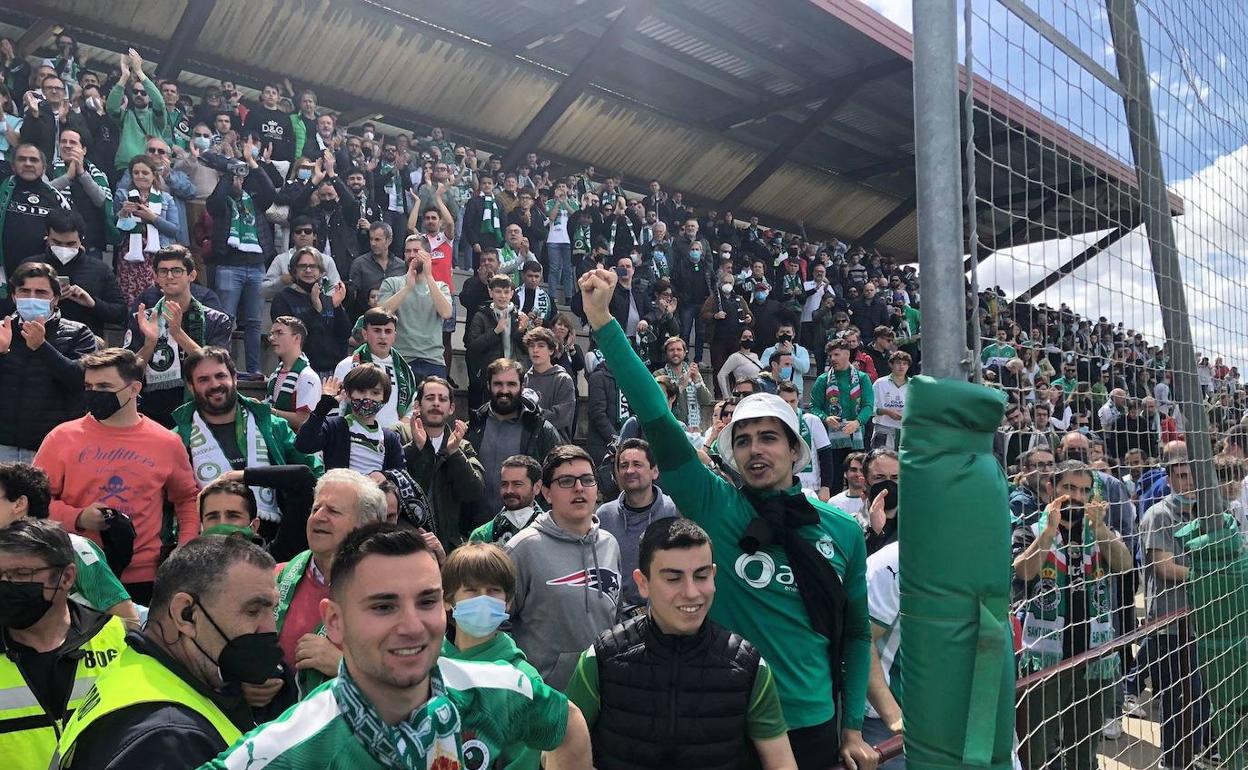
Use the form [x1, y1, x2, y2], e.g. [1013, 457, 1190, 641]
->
[53, 645, 242, 768]
[0, 615, 125, 770]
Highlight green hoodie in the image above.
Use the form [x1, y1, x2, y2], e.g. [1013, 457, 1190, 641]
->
[105, 77, 166, 170]
[440, 633, 543, 770]
[171, 394, 324, 477]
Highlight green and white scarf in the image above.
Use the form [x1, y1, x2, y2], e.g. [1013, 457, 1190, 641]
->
[824, 366, 865, 450]
[267, 354, 311, 412]
[188, 406, 279, 521]
[796, 409, 814, 474]
[572, 222, 593, 255]
[616, 388, 631, 426]
[51, 158, 110, 209]
[227, 191, 262, 253]
[782, 273, 804, 312]
[335, 660, 463, 770]
[140, 296, 206, 389]
[662, 362, 702, 429]
[479, 193, 502, 242]
[274, 549, 332, 696]
[351, 344, 415, 418]
[498, 244, 523, 285]
[123, 190, 163, 262]
[1018, 521, 1118, 680]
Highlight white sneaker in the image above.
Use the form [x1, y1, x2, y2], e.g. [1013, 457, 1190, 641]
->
[1123, 693, 1148, 717]
[1102, 717, 1124, 740]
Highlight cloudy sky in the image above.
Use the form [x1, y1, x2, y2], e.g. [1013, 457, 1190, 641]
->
[856, 0, 1248, 365]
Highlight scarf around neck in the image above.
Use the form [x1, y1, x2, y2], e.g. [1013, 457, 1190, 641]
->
[334, 660, 463, 769]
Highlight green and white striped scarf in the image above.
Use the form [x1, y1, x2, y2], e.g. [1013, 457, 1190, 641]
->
[227, 191, 262, 253]
[266, 354, 311, 412]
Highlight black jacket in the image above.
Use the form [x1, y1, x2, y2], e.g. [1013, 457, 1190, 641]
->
[462, 194, 503, 251]
[206, 168, 276, 266]
[295, 395, 405, 472]
[288, 177, 360, 279]
[591, 614, 762, 770]
[0, 312, 94, 449]
[507, 204, 548, 245]
[270, 287, 350, 373]
[22, 248, 126, 333]
[585, 361, 625, 464]
[403, 430, 486, 547]
[850, 296, 890, 339]
[1, 174, 71, 278]
[464, 304, 527, 381]
[669, 237, 713, 308]
[18, 107, 91, 169]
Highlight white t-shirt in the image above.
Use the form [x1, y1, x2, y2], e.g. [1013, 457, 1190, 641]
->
[830, 490, 867, 529]
[801, 280, 833, 323]
[872, 376, 908, 431]
[334, 352, 406, 430]
[865, 541, 901, 720]
[797, 412, 831, 492]
[347, 419, 386, 475]
[271, 364, 322, 413]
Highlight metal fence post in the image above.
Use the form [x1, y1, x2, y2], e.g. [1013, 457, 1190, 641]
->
[1106, 0, 1222, 524]
[912, 0, 970, 381]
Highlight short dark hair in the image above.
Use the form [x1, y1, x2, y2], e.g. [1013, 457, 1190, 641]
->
[501, 454, 542, 485]
[45, 208, 84, 235]
[331, 523, 432, 600]
[845, 451, 867, 471]
[522, 259, 543, 274]
[343, 362, 392, 403]
[417, 375, 453, 400]
[442, 541, 516, 602]
[638, 517, 712, 577]
[0, 462, 51, 519]
[1053, 459, 1094, 486]
[615, 438, 655, 469]
[777, 381, 799, 397]
[541, 444, 595, 487]
[524, 326, 557, 352]
[152, 245, 196, 273]
[83, 347, 145, 384]
[652, 374, 679, 402]
[826, 339, 851, 354]
[361, 308, 398, 329]
[149, 534, 275, 616]
[863, 447, 899, 479]
[10, 262, 61, 298]
[486, 358, 523, 383]
[488, 275, 514, 291]
[198, 477, 257, 522]
[182, 347, 236, 383]
[889, 350, 912, 365]
[0, 517, 72, 568]
[271, 315, 307, 343]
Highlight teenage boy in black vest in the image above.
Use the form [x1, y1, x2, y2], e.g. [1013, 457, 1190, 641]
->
[565, 517, 797, 770]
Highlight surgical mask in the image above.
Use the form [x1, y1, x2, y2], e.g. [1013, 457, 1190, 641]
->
[15, 298, 51, 322]
[452, 595, 509, 638]
[296, 167, 312, 182]
[192, 136, 212, 152]
[780, 366, 793, 380]
[869, 480, 899, 512]
[49, 245, 78, 264]
[350, 397, 383, 418]
[1174, 492, 1197, 507]
[721, 282, 734, 294]
[0, 577, 58, 629]
[201, 524, 259, 540]
[85, 387, 131, 422]
[188, 598, 283, 685]
[249, 145, 261, 159]
[688, 250, 702, 263]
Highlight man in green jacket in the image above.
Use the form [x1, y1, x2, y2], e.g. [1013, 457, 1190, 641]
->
[105, 49, 165, 171]
[171, 347, 323, 529]
[577, 268, 877, 770]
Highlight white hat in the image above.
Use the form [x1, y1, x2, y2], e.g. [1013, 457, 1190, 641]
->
[714, 393, 811, 476]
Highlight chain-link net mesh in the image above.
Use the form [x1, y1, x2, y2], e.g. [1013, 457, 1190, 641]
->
[953, 1, 1248, 769]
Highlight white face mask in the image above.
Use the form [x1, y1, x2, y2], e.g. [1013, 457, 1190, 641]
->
[721, 283, 734, 294]
[49, 245, 78, 264]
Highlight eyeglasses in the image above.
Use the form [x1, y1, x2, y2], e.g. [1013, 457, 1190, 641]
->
[0, 564, 62, 582]
[293, 227, 315, 235]
[146, 147, 169, 155]
[296, 263, 320, 271]
[155, 267, 187, 277]
[549, 474, 598, 489]
[43, 85, 65, 92]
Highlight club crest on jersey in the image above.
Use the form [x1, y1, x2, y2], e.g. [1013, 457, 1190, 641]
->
[547, 568, 620, 594]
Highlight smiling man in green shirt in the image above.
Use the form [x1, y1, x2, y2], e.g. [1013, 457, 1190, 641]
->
[575, 267, 876, 770]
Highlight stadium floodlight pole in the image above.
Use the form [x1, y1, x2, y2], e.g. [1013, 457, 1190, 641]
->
[912, 0, 970, 381]
[1106, 0, 1222, 528]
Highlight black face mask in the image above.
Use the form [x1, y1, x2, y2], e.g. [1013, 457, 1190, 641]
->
[187, 598, 283, 685]
[741, 338, 754, 350]
[868, 480, 899, 512]
[1063, 448, 1089, 463]
[85, 388, 130, 422]
[0, 576, 60, 629]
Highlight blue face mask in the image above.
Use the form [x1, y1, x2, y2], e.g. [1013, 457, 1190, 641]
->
[1174, 492, 1197, 507]
[296, 168, 312, 182]
[780, 366, 793, 380]
[688, 250, 702, 263]
[250, 145, 261, 159]
[15, 298, 51, 322]
[192, 136, 212, 152]
[755, 290, 769, 303]
[452, 594, 509, 638]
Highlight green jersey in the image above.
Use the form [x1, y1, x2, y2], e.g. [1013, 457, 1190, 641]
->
[595, 318, 871, 730]
[201, 657, 568, 770]
[469, 505, 543, 547]
[980, 342, 1017, 366]
[565, 636, 788, 740]
[68, 532, 129, 612]
[440, 634, 544, 770]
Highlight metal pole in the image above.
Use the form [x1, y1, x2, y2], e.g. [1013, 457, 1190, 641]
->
[1106, 0, 1221, 526]
[912, 0, 970, 380]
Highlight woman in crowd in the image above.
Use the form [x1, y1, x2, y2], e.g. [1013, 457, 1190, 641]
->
[114, 153, 182, 306]
[270, 246, 351, 375]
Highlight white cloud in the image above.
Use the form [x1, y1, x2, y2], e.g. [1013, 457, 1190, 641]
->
[971, 144, 1248, 367]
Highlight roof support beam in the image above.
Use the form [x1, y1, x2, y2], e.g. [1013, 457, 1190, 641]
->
[499, 0, 649, 170]
[1014, 224, 1133, 302]
[650, 3, 808, 84]
[14, 18, 55, 57]
[494, 1, 623, 56]
[710, 59, 909, 130]
[720, 85, 864, 210]
[155, 0, 218, 81]
[856, 194, 917, 248]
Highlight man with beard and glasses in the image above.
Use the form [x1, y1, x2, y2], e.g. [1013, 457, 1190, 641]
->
[126, 247, 233, 427]
[466, 359, 562, 519]
[203, 523, 591, 770]
[402, 376, 484, 549]
[262, 214, 341, 299]
[470, 454, 545, 546]
[0, 519, 127, 770]
[35, 349, 199, 605]
[172, 348, 323, 540]
[54, 536, 286, 770]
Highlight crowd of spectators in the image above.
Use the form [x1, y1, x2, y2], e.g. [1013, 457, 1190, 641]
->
[0, 27, 1241, 770]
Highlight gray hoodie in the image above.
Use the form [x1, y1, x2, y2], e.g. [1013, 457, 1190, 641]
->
[504, 512, 622, 689]
[595, 486, 679, 608]
[523, 363, 576, 440]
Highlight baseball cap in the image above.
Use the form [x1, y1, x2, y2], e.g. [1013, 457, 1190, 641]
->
[714, 393, 810, 476]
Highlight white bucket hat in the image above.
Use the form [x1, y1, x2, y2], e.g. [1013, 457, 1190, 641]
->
[714, 392, 811, 475]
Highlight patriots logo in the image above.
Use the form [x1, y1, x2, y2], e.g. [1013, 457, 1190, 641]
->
[547, 568, 621, 595]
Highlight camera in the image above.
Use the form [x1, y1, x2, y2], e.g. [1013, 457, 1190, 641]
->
[198, 151, 249, 178]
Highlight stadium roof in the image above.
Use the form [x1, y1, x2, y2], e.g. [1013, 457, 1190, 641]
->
[4, 0, 1182, 261]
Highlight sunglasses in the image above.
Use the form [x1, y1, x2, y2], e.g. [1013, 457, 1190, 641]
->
[293, 227, 314, 235]
[131, 91, 147, 97]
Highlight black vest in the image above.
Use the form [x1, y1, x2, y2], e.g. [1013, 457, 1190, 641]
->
[592, 614, 761, 770]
